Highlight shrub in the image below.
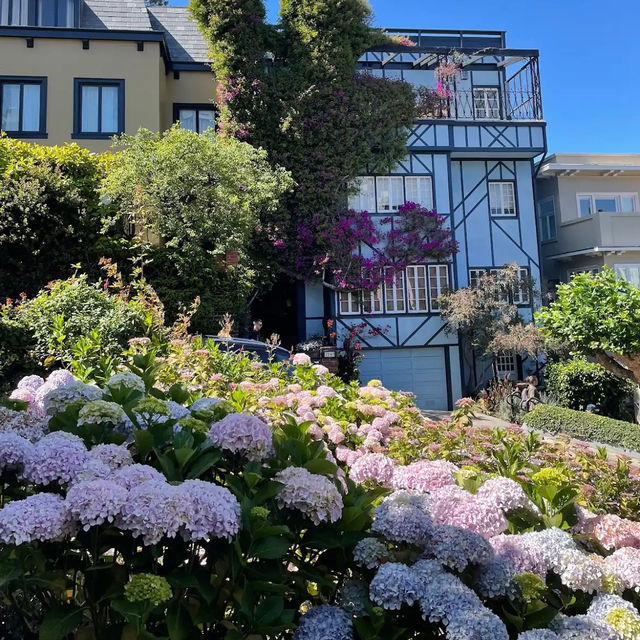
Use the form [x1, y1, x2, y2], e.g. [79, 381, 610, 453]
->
[525, 403, 640, 451]
[545, 357, 634, 419]
[0, 274, 164, 385]
[0, 136, 108, 298]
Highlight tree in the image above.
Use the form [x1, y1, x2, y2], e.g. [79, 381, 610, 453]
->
[536, 267, 640, 385]
[439, 263, 541, 390]
[101, 126, 293, 329]
[190, 0, 418, 287]
[0, 136, 106, 298]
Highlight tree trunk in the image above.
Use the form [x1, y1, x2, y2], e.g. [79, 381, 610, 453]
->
[594, 352, 640, 385]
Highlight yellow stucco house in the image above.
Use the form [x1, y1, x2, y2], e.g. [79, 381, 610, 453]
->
[0, 0, 216, 152]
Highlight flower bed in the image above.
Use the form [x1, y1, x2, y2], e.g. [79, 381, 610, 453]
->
[2, 342, 640, 639]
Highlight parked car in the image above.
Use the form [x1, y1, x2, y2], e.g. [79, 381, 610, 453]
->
[204, 337, 291, 364]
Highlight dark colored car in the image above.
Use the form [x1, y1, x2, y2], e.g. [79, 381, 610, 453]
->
[204, 337, 292, 364]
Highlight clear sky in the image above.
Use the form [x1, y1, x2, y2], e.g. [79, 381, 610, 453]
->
[171, 0, 640, 155]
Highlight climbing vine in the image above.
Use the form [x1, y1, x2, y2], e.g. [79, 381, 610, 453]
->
[190, 0, 456, 288]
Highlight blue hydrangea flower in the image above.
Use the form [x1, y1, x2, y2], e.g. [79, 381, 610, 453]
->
[353, 537, 392, 569]
[428, 524, 493, 571]
[293, 605, 353, 640]
[369, 563, 421, 610]
[87, 444, 133, 471]
[106, 371, 146, 394]
[23, 432, 88, 485]
[0, 493, 73, 544]
[66, 478, 128, 530]
[112, 464, 164, 490]
[371, 490, 433, 544]
[0, 433, 33, 473]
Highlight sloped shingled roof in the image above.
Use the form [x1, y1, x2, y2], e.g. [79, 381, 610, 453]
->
[81, 0, 152, 31]
[147, 6, 210, 64]
[78, 0, 211, 65]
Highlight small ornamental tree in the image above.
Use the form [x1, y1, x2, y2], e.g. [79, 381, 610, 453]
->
[439, 263, 540, 390]
[190, 0, 418, 288]
[537, 267, 640, 385]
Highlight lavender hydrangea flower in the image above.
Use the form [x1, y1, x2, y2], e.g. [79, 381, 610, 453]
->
[47, 370, 76, 387]
[370, 563, 421, 610]
[588, 594, 637, 618]
[66, 478, 128, 530]
[41, 381, 102, 416]
[118, 480, 186, 545]
[558, 550, 604, 594]
[549, 614, 617, 639]
[0, 433, 33, 472]
[9, 388, 35, 409]
[476, 476, 540, 514]
[78, 400, 126, 428]
[0, 493, 73, 544]
[88, 444, 133, 471]
[371, 491, 433, 544]
[274, 466, 343, 525]
[23, 432, 88, 485]
[0, 407, 48, 442]
[17, 375, 45, 392]
[353, 537, 392, 569]
[349, 453, 395, 486]
[112, 464, 164, 491]
[190, 397, 222, 412]
[293, 605, 353, 640]
[603, 547, 640, 592]
[106, 371, 146, 394]
[517, 631, 558, 640]
[392, 460, 459, 493]
[176, 479, 241, 541]
[208, 413, 273, 461]
[72, 458, 113, 484]
[428, 524, 493, 571]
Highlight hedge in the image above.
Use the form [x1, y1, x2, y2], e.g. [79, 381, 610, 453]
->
[525, 404, 640, 452]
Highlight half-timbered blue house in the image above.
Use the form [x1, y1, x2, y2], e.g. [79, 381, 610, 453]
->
[302, 28, 546, 410]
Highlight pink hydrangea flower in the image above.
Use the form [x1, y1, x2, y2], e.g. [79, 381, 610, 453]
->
[291, 353, 311, 366]
[349, 453, 395, 486]
[392, 460, 459, 493]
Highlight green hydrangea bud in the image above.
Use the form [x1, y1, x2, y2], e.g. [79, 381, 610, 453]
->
[605, 607, 640, 639]
[134, 397, 171, 417]
[531, 467, 570, 486]
[78, 400, 125, 427]
[514, 572, 546, 602]
[177, 417, 209, 434]
[251, 506, 270, 519]
[124, 574, 172, 606]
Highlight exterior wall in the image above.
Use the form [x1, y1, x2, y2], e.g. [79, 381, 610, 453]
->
[0, 35, 162, 152]
[160, 70, 216, 131]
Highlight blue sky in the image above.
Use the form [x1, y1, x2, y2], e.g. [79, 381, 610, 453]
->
[171, 0, 640, 154]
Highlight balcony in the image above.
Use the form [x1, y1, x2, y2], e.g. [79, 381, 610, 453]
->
[544, 212, 640, 262]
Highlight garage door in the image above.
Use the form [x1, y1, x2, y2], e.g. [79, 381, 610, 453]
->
[358, 347, 449, 410]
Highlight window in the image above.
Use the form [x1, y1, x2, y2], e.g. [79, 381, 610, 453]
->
[0, 0, 77, 26]
[406, 265, 428, 312]
[473, 87, 500, 119]
[384, 267, 405, 312]
[404, 176, 434, 210]
[376, 176, 404, 212]
[511, 267, 531, 305]
[538, 197, 556, 241]
[577, 193, 639, 216]
[468, 268, 485, 289]
[615, 264, 640, 288]
[362, 284, 383, 314]
[428, 265, 449, 311]
[174, 104, 216, 134]
[489, 181, 517, 216]
[0, 76, 46, 137]
[477, 267, 530, 305]
[73, 79, 124, 139]
[338, 290, 361, 315]
[495, 352, 517, 378]
[348, 177, 376, 212]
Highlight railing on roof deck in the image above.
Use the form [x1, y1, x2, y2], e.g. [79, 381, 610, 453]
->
[379, 28, 506, 48]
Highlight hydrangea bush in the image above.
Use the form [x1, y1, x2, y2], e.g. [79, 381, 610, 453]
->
[3, 343, 640, 639]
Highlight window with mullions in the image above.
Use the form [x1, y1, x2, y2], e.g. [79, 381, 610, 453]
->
[384, 267, 405, 312]
[73, 79, 124, 139]
[473, 87, 500, 119]
[174, 104, 216, 134]
[0, 0, 77, 26]
[489, 181, 517, 217]
[348, 175, 434, 212]
[483, 267, 531, 305]
[428, 265, 449, 311]
[0, 76, 46, 137]
[495, 352, 517, 378]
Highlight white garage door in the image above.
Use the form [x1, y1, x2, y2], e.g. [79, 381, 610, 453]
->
[358, 347, 449, 410]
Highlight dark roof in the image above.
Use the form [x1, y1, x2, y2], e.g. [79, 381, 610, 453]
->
[147, 6, 210, 64]
[81, 0, 152, 31]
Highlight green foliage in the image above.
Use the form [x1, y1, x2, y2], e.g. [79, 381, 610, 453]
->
[537, 267, 640, 356]
[0, 275, 161, 383]
[526, 404, 640, 452]
[545, 357, 634, 420]
[101, 126, 292, 323]
[0, 136, 108, 298]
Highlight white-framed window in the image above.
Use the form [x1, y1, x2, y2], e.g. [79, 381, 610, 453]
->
[489, 181, 517, 217]
[484, 267, 530, 305]
[576, 193, 639, 216]
[376, 176, 405, 212]
[538, 196, 556, 242]
[338, 290, 361, 315]
[615, 264, 640, 288]
[174, 104, 216, 134]
[495, 352, 517, 378]
[384, 267, 405, 312]
[404, 176, 434, 210]
[473, 87, 500, 119]
[569, 266, 600, 279]
[512, 267, 531, 305]
[348, 177, 376, 212]
[362, 284, 384, 314]
[406, 265, 428, 312]
[468, 268, 485, 288]
[428, 265, 449, 311]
